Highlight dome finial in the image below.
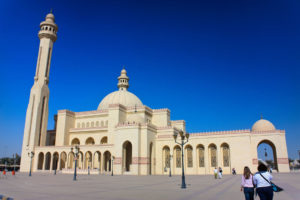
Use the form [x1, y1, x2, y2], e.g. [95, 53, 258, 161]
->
[261, 113, 263, 119]
[50, 8, 53, 13]
[118, 67, 129, 91]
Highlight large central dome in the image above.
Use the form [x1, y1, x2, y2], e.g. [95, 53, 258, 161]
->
[97, 69, 143, 110]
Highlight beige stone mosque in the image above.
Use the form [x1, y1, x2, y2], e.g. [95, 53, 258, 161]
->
[20, 12, 290, 175]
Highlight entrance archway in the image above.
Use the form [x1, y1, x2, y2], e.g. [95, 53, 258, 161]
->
[94, 151, 101, 170]
[257, 140, 278, 171]
[103, 151, 111, 172]
[37, 152, 44, 170]
[60, 152, 67, 170]
[45, 152, 51, 170]
[52, 152, 59, 170]
[84, 151, 92, 169]
[122, 141, 132, 172]
[149, 142, 153, 175]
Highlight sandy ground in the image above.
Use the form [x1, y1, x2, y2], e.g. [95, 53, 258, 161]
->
[0, 172, 299, 200]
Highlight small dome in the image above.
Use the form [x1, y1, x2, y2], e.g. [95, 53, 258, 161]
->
[97, 90, 143, 110]
[46, 13, 55, 22]
[251, 119, 276, 132]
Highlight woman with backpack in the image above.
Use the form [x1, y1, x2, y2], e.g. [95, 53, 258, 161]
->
[241, 166, 254, 200]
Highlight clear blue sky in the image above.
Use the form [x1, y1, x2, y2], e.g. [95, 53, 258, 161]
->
[0, 0, 299, 159]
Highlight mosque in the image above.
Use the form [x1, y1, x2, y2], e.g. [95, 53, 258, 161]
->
[20, 12, 290, 175]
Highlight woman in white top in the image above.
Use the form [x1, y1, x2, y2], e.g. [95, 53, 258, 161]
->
[253, 164, 273, 200]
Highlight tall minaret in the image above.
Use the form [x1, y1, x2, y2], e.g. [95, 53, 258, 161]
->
[20, 12, 58, 172]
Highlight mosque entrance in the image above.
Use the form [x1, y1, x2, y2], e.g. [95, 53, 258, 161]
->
[257, 140, 278, 171]
[122, 141, 132, 172]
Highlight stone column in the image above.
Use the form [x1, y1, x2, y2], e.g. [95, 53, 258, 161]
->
[49, 153, 53, 171]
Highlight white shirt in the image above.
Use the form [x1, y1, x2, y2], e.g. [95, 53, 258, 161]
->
[253, 171, 273, 188]
[214, 169, 218, 174]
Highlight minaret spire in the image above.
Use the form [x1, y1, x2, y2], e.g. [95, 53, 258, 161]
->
[117, 67, 129, 91]
[20, 12, 58, 172]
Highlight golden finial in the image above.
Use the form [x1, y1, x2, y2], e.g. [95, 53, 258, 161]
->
[50, 8, 53, 13]
[260, 114, 263, 119]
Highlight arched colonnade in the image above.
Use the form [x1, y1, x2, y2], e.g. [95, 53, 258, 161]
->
[36, 150, 112, 173]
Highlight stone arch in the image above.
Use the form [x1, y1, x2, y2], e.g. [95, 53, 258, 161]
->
[84, 151, 92, 169]
[52, 152, 59, 170]
[122, 141, 132, 172]
[71, 138, 80, 145]
[100, 136, 108, 144]
[257, 139, 278, 171]
[103, 151, 111, 172]
[221, 143, 230, 167]
[68, 152, 74, 169]
[45, 152, 51, 170]
[196, 144, 205, 168]
[185, 145, 193, 168]
[94, 151, 101, 170]
[208, 143, 217, 167]
[85, 137, 95, 145]
[78, 151, 84, 169]
[174, 145, 181, 168]
[60, 152, 67, 170]
[37, 152, 44, 170]
[162, 146, 170, 170]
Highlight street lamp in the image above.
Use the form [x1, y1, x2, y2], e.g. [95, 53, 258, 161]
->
[169, 154, 173, 177]
[173, 130, 189, 189]
[264, 148, 268, 160]
[111, 156, 115, 176]
[28, 151, 34, 177]
[71, 145, 80, 181]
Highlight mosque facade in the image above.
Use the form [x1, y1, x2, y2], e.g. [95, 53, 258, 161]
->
[20, 13, 290, 175]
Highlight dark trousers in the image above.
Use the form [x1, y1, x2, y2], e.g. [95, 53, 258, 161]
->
[256, 186, 273, 200]
[243, 187, 254, 200]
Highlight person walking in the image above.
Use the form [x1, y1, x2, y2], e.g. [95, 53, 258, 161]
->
[214, 167, 218, 179]
[241, 166, 254, 200]
[253, 163, 273, 200]
[218, 167, 223, 179]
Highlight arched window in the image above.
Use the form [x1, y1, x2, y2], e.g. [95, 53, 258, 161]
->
[77, 123, 80, 128]
[71, 138, 80, 145]
[185, 145, 193, 168]
[174, 146, 181, 168]
[101, 121, 104, 127]
[86, 122, 90, 128]
[91, 122, 94, 127]
[209, 144, 217, 167]
[105, 120, 108, 126]
[96, 121, 99, 127]
[197, 144, 205, 167]
[162, 146, 170, 168]
[221, 143, 230, 167]
[100, 136, 108, 144]
[85, 137, 95, 145]
[82, 122, 85, 128]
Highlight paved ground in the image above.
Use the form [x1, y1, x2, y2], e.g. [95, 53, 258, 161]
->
[0, 172, 299, 200]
